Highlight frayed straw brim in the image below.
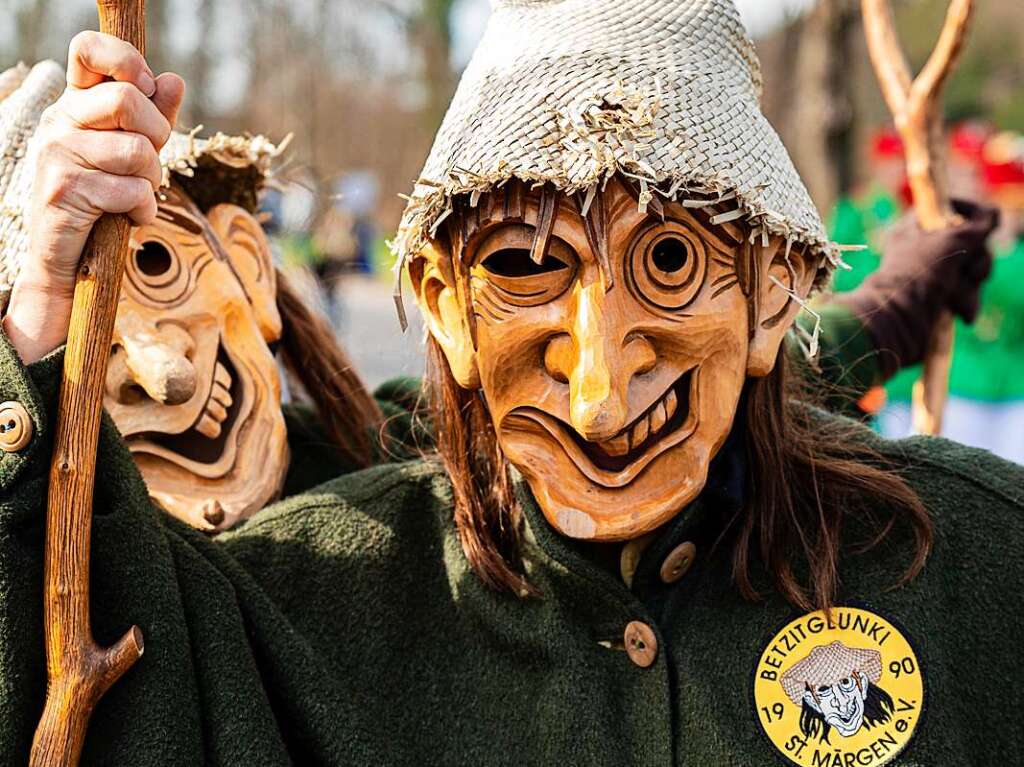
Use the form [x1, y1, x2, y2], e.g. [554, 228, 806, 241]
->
[394, 0, 840, 307]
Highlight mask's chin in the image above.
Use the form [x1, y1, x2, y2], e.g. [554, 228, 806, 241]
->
[499, 366, 716, 541]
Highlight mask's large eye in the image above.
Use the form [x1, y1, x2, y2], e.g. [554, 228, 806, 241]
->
[135, 241, 174, 278]
[627, 223, 708, 311]
[482, 249, 567, 278]
[125, 235, 191, 304]
[472, 228, 576, 307]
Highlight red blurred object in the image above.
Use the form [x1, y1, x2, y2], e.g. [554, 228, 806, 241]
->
[981, 131, 1024, 209]
[871, 127, 905, 159]
[950, 122, 990, 160]
[867, 122, 1024, 209]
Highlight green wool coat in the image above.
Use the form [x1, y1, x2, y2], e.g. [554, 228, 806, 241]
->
[0, 313, 1020, 766]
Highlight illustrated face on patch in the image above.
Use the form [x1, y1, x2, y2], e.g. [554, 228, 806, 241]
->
[804, 673, 869, 737]
[782, 641, 895, 742]
[104, 184, 288, 531]
[415, 177, 816, 541]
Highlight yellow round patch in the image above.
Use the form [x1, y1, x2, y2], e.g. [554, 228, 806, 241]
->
[753, 606, 923, 767]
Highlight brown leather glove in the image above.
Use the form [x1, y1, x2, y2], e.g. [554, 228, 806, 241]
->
[836, 199, 1000, 379]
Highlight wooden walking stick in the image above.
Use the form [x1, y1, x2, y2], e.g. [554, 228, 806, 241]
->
[29, 2, 147, 764]
[861, 0, 974, 435]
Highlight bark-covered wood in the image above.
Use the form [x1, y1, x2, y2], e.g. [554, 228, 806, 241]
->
[30, 3, 147, 765]
[861, 0, 974, 435]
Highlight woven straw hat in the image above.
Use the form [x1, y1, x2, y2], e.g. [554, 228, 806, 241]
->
[395, 0, 838, 294]
[780, 641, 883, 706]
[0, 60, 285, 309]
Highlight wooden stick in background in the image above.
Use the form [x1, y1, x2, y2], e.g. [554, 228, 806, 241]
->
[861, 0, 974, 435]
[30, 2, 147, 765]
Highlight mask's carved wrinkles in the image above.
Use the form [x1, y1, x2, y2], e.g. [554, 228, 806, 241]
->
[416, 176, 813, 540]
[581, 185, 612, 290]
[531, 187, 558, 266]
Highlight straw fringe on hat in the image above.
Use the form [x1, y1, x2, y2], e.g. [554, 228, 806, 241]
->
[395, 0, 840, 310]
[0, 60, 287, 309]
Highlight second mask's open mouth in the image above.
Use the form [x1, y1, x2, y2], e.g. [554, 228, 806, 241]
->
[133, 346, 251, 476]
[504, 367, 701, 488]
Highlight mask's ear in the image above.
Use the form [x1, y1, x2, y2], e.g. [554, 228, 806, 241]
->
[206, 203, 282, 343]
[409, 242, 480, 389]
[747, 239, 818, 377]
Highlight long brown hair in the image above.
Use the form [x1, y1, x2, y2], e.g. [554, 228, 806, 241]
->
[427, 339, 931, 611]
[421, 183, 933, 613]
[275, 271, 384, 469]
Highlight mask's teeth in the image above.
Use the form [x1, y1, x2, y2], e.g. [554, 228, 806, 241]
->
[211, 382, 233, 409]
[206, 399, 229, 424]
[630, 413, 650, 450]
[649, 400, 667, 435]
[601, 432, 631, 457]
[214, 361, 232, 389]
[664, 388, 678, 421]
[195, 412, 223, 439]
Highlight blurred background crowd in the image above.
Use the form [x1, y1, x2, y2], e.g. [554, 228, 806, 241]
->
[2, 0, 1024, 458]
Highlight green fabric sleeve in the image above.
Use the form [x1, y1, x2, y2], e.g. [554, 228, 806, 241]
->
[0, 325, 380, 763]
[0, 328, 211, 763]
[0, 332, 63, 494]
[280, 377, 427, 498]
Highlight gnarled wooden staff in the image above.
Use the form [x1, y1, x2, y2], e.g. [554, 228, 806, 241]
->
[861, 0, 974, 435]
[30, 2, 147, 765]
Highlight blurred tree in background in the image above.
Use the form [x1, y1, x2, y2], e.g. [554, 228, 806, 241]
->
[760, 0, 1024, 212]
[1, 0, 1021, 233]
[1, 0, 464, 232]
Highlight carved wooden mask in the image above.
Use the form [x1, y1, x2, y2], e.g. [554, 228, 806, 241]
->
[105, 184, 288, 531]
[414, 178, 817, 541]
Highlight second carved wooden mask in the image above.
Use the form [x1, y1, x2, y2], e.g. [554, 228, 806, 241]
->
[105, 184, 288, 531]
[414, 177, 817, 542]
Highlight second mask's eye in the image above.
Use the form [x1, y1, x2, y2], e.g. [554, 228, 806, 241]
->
[627, 223, 708, 311]
[473, 229, 577, 307]
[135, 241, 174, 277]
[125, 232, 193, 305]
[130, 238, 183, 288]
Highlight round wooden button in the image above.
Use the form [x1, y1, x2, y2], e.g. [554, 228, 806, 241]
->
[0, 401, 32, 453]
[660, 541, 696, 584]
[624, 621, 658, 668]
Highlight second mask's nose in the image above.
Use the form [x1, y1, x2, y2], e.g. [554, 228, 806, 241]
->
[115, 311, 198, 406]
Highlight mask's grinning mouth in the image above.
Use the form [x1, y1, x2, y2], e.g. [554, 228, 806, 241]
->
[569, 369, 693, 473]
[144, 348, 243, 464]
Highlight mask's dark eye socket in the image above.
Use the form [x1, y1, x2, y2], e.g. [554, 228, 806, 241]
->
[482, 249, 569, 277]
[128, 237, 187, 301]
[651, 238, 690, 274]
[473, 231, 577, 308]
[627, 224, 708, 311]
[135, 241, 174, 277]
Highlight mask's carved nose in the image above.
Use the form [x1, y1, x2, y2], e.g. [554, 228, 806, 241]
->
[543, 284, 656, 443]
[113, 311, 197, 405]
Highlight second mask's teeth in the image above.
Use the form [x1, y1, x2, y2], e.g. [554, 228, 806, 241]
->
[649, 401, 667, 434]
[195, 412, 223, 439]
